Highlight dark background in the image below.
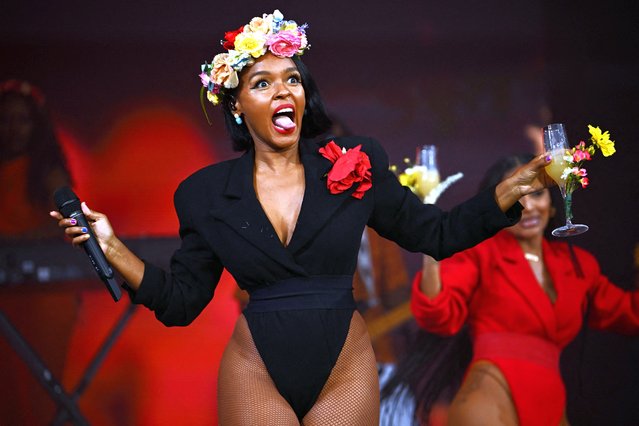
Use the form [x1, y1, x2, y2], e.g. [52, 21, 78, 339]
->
[2, 1, 637, 424]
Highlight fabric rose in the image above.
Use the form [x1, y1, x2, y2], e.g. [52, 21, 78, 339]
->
[266, 30, 303, 58]
[234, 32, 267, 58]
[227, 50, 253, 71]
[222, 26, 244, 50]
[212, 53, 239, 89]
[319, 141, 372, 199]
[248, 17, 272, 34]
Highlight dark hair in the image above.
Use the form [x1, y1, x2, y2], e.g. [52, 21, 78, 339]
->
[0, 82, 72, 208]
[381, 325, 472, 424]
[219, 55, 332, 151]
[477, 153, 535, 192]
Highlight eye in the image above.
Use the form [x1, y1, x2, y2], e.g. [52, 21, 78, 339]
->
[252, 80, 269, 89]
[287, 74, 301, 84]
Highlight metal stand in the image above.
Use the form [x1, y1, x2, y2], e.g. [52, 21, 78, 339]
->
[0, 301, 137, 426]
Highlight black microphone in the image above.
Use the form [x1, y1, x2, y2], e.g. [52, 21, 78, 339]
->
[53, 187, 122, 302]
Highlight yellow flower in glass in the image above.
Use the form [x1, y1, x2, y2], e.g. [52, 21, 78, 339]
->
[543, 123, 616, 237]
[588, 124, 616, 157]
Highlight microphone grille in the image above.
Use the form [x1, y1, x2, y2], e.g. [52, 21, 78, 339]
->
[53, 186, 81, 217]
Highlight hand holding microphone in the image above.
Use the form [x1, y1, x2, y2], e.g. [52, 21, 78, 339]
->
[51, 187, 122, 301]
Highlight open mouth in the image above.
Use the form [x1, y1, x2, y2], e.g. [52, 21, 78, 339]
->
[272, 105, 296, 133]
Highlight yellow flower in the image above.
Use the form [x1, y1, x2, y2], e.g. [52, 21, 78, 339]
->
[398, 169, 421, 195]
[206, 91, 220, 105]
[398, 173, 413, 187]
[234, 32, 267, 58]
[282, 22, 298, 31]
[588, 124, 616, 157]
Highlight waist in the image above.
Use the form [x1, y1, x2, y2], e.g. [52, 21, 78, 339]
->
[244, 275, 355, 313]
[473, 332, 560, 372]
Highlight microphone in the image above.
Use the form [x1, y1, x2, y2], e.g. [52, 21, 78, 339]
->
[53, 187, 122, 302]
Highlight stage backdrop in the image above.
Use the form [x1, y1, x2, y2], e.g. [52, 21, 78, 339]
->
[1, 1, 637, 425]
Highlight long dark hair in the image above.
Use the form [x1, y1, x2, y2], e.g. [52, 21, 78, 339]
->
[219, 55, 332, 151]
[381, 153, 576, 424]
[0, 80, 72, 208]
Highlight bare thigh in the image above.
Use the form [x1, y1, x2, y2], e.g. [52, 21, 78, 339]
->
[302, 311, 379, 426]
[447, 361, 518, 426]
[217, 315, 299, 426]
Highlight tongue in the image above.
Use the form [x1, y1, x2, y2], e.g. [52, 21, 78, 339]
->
[274, 115, 296, 130]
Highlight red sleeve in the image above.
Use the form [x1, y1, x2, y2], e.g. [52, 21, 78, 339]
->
[410, 248, 480, 335]
[581, 247, 639, 335]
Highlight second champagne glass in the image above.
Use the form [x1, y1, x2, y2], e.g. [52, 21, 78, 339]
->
[414, 145, 441, 201]
[543, 123, 589, 237]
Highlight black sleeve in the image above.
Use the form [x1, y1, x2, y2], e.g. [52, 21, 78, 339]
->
[128, 184, 224, 326]
[366, 137, 522, 260]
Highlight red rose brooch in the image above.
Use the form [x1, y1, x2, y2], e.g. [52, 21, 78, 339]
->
[319, 140, 372, 199]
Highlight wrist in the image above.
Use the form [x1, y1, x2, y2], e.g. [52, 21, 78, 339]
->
[104, 236, 123, 261]
[494, 177, 521, 212]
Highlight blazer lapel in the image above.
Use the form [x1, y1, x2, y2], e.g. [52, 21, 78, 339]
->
[496, 232, 558, 338]
[209, 149, 305, 274]
[287, 138, 357, 253]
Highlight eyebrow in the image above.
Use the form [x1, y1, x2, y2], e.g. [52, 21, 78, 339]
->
[248, 67, 300, 79]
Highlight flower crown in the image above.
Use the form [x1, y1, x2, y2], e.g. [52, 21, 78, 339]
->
[0, 79, 45, 107]
[199, 9, 309, 107]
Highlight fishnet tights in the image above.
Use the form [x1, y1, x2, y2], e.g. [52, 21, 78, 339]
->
[217, 312, 379, 426]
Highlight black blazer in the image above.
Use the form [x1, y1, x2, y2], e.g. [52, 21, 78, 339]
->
[133, 136, 521, 326]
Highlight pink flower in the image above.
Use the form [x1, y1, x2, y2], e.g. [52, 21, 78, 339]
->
[580, 177, 589, 188]
[266, 30, 303, 57]
[199, 72, 211, 87]
[572, 149, 591, 162]
[319, 140, 372, 199]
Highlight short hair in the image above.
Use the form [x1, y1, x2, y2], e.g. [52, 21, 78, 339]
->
[219, 56, 332, 151]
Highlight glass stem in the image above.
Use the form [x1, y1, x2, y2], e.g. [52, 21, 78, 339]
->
[564, 190, 573, 225]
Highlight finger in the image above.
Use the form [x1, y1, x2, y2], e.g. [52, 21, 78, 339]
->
[81, 201, 103, 221]
[531, 153, 551, 171]
[49, 211, 63, 220]
[57, 217, 80, 228]
[71, 234, 91, 247]
[64, 225, 90, 238]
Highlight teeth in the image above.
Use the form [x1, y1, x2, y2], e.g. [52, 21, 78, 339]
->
[277, 108, 293, 114]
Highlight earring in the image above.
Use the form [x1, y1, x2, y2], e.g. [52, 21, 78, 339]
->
[234, 113, 243, 125]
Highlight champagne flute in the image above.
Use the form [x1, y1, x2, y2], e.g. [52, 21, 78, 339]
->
[414, 145, 441, 201]
[543, 123, 589, 237]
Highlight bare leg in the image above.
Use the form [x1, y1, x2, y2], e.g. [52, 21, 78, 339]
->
[302, 312, 379, 426]
[218, 315, 299, 426]
[448, 361, 518, 426]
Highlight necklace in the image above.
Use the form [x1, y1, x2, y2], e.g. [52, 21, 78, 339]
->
[524, 253, 540, 262]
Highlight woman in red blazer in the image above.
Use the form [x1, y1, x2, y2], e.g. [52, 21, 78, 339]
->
[385, 153, 639, 426]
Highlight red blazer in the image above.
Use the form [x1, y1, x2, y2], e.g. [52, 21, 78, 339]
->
[411, 230, 639, 426]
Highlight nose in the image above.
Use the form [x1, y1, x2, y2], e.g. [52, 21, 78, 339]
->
[273, 80, 292, 99]
[519, 194, 533, 210]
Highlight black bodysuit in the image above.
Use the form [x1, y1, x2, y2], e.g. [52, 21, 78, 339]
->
[131, 136, 521, 419]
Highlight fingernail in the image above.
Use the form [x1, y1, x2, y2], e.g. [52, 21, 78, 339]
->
[70, 218, 77, 225]
[545, 155, 551, 162]
[81, 227, 88, 233]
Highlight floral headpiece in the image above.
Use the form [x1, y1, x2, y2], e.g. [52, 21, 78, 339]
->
[0, 79, 45, 107]
[199, 9, 309, 107]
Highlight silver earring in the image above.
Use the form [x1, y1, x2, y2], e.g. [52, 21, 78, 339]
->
[234, 113, 243, 125]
